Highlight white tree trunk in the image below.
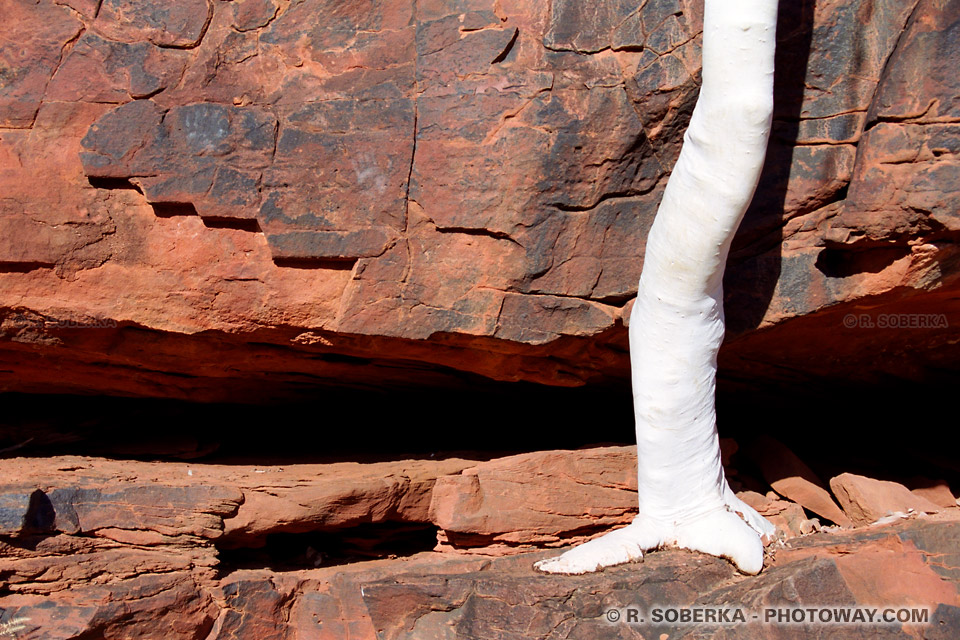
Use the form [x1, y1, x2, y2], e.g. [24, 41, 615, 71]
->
[536, 0, 778, 575]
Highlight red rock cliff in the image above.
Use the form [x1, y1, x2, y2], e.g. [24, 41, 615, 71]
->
[0, 0, 957, 399]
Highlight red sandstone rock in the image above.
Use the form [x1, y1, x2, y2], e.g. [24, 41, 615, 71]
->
[0, 1, 81, 128]
[768, 476, 852, 526]
[826, 0, 960, 251]
[2, 572, 220, 640]
[830, 472, 944, 526]
[736, 490, 808, 539]
[429, 446, 638, 550]
[0, 0, 956, 397]
[722, 0, 960, 385]
[0, 453, 480, 638]
[832, 535, 958, 610]
[362, 516, 960, 640]
[217, 457, 475, 546]
[0, 455, 475, 547]
[909, 479, 959, 509]
[95, 0, 213, 49]
[744, 436, 852, 527]
[2, 454, 960, 638]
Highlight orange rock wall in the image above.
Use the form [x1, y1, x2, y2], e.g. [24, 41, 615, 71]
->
[1, 0, 957, 398]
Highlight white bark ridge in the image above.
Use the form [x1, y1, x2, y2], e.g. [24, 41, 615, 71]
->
[535, 0, 778, 575]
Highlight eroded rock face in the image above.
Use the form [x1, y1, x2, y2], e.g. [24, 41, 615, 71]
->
[0, 0, 957, 398]
[1, 452, 958, 639]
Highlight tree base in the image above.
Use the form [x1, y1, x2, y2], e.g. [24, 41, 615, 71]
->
[534, 493, 774, 576]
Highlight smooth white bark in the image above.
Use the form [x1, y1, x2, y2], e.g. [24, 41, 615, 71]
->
[536, 0, 778, 575]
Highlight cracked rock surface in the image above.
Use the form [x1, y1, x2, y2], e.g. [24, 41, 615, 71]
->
[0, 0, 957, 397]
[0, 451, 958, 639]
